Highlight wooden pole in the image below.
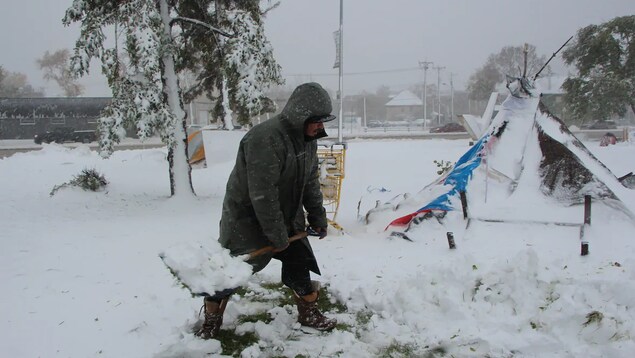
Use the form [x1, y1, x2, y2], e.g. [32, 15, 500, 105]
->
[247, 232, 308, 260]
[580, 195, 591, 256]
[460, 191, 468, 220]
[446, 232, 456, 249]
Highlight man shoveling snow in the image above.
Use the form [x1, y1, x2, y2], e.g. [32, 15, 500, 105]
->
[191, 83, 338, 339]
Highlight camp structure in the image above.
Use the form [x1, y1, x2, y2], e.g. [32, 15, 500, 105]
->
[364, 75, 635, 235]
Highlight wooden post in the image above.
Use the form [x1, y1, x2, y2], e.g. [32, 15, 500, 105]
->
[580, 195, 591, 256]
[584, 195, 591, 226]
[460, 191, 468, 220]
[446, 232, 456, 249]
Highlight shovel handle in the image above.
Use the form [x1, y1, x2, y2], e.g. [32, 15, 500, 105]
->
[246, 232, 308, 260]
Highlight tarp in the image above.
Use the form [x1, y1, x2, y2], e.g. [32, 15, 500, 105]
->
[187, 130, 205, 164]
[386, 135, 488, 227]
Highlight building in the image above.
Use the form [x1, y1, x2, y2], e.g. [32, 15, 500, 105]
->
[384, 90, 422, 122]
[0, 97, 111, 140]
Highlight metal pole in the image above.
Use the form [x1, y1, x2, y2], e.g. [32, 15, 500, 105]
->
[434, 66, 445, 125]
[419, 61, 432, 130]
[450, 72, 454, 122]
[363, 96, 367, 128]
[337, 0, 344, 143]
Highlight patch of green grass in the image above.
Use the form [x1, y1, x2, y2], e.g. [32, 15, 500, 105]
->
[233, 286, 249, 297]
[216, 329, 260, 357]
[214, 281, 348, 356]
[237, 311, 272, 324]
[355, 309, 374, 326]
[316, 286, 347, 314]
[379, 341, 422, 358]
[250, 281, 347, 314]
[260, 281, 285, 290]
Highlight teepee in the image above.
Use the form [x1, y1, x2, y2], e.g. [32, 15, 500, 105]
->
[367, 75, 635, 234]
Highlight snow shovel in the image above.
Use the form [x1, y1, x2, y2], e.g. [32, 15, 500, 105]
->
[159, 231, 310, 297]
[245, 231, 308, 260]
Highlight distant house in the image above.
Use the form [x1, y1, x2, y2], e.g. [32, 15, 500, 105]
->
[385, 90, 422, 122]
[184, 96, 215, 127]
[0, 97, 111, 139]
[538, 75, 568, 123]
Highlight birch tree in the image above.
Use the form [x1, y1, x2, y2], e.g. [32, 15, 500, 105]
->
[63, 0, 230, 196]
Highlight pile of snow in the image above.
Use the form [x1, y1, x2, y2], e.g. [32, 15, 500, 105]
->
[2, 137, 635, 357]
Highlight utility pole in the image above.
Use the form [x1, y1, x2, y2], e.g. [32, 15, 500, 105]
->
[363, 96, 367, 128]
[450, 72, 455, 122]
[433, 65, 445, 125]
[337, 0, 344, 143]
[418, 60, 433, 130]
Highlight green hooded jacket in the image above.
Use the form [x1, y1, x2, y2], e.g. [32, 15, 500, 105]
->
[218, 82, 332, 273]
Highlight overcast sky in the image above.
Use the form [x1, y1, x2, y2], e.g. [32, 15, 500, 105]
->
[1, 0, 634, 97]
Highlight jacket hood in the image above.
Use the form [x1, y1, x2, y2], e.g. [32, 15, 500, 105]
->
[280, 82, 334, 136]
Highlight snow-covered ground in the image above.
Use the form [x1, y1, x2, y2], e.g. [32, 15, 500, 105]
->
[1, 136, 635, 357]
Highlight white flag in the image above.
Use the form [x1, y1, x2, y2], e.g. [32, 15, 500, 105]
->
[333, 30, 341, 69]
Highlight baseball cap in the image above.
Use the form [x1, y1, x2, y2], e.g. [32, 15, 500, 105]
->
[306, 114, 336, 123]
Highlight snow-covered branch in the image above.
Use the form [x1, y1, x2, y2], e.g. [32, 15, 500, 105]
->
[170, 16, 233, 37]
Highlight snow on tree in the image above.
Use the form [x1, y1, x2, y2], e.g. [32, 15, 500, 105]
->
[178, 1, 283, 129]
[220, 5, 284, 127]
[63, 0, 231, 196]
[562, 15, 635, 121]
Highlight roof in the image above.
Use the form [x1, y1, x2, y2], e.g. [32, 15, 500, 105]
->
[385, 90, 422, 107]
[0, 97, 111, 118]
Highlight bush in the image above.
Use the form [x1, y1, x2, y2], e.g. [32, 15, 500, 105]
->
[433, 159, 454, 175]
[50, 168, 108, 196]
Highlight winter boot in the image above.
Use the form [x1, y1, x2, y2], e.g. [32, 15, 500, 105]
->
[293, 281, 337, 331]
[195, 297, 229, 339]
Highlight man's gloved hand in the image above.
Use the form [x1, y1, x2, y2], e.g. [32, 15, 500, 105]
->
[308, 226, 328, 239]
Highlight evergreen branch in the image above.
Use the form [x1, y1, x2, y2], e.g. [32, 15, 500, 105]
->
[170, 16, 233, 37]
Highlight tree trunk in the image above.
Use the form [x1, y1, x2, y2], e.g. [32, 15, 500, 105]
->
[159, 0, 194, 197]
[215, 0, 233, 131]
[221, 76, 234, 131]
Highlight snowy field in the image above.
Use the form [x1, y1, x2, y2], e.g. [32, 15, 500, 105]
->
[1, 136, 635, 357]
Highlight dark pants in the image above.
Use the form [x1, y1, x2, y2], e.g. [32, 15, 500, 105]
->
[207, 240, 315, 302]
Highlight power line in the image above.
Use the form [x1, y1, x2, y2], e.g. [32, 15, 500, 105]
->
[284, 66, 420, 77]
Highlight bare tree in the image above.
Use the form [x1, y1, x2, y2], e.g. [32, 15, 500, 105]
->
[0, 65, 45, 98]
[37, 49, 84, 97]
[467, 44, 547, 100]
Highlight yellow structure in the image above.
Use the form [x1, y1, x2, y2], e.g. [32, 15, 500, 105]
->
[317, 143, 346, 231]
